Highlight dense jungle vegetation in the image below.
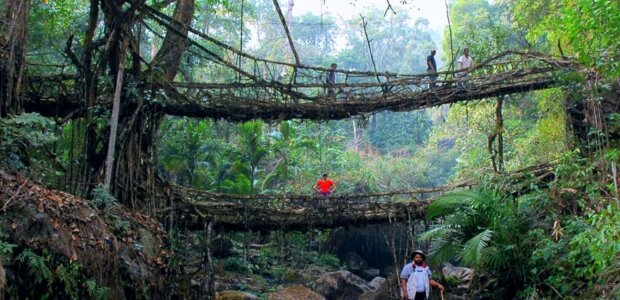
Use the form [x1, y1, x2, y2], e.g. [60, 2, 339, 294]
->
[0, 0, 619, 299]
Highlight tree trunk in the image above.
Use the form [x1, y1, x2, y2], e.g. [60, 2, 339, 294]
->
[202, 221, 216, 299]
[55, 0, 195, 208]
[566, 79, 620, 206]
[353, 119, 360, 150]
[496, 96, 504, 172]
[151, 0, 195, 80]
[488, 97, 504, 173]
[0, 0, 30, 116]
[110, 0, 196, 210]
[104, 35, 129, 191]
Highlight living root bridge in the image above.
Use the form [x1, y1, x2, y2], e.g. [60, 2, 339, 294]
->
[22, 52, 577, 122]
[165, 75, 556, 121]
[170, 182, 474, 231]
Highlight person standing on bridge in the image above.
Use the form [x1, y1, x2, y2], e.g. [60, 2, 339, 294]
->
[400, 250, 445, 300]
[427, 49, 438, 89]
[313, 173, 336, 196]
[457, 48, 474, 90]
[326, 63, 337, 98]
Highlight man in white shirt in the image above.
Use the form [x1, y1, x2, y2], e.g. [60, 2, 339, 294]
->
[400, 250, 445, 300]
[457, 48, 473, 89]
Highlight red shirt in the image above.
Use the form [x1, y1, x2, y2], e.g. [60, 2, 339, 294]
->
[316, 179, 334, 192]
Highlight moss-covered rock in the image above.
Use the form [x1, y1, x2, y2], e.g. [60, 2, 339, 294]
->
[282, 268, 305, 283]
[216, 290, 259, 300]
[268, 284, 325, 300]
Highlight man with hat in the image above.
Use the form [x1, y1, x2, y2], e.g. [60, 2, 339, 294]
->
[400, 250, 445, 300]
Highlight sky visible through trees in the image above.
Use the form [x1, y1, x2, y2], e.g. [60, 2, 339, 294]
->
[237, 0, 448, 67]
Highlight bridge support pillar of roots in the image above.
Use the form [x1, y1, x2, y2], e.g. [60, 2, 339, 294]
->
[567, 80, 620, 149]
[0, 0, 31, 116]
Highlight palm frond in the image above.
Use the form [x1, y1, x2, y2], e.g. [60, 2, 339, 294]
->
[444, 214, 470, 228]
[427, 190, 489, 219]
[418, 226, 454, 241]
[462, 229, 494, 267]
[221, 174, 252, 195]
[262, 162, 288, 190]
[428, 241, 463, 266]
[479, 246, 505, 270]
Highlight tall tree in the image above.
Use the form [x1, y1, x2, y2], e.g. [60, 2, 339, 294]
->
[109, 0, 196, 208]
[0, 0, 31, 116]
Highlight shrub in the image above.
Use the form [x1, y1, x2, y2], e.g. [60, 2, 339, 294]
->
[222, 257, 252, 273]
[0, 113, 56, 174]
[316, 253, 342, 269]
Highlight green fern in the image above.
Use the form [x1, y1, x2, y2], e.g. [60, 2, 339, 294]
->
[0, 113, 56, 170]
[86, 280, 110, 300]
[0, 240, 17, 257]
[480, 246, 508, 270]
[16, 249, 53, 284]
[56, 263, 81, 300]
[92, 185, 118, 209]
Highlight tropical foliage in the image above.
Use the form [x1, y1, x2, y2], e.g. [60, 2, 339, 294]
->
[0, 113, 58, 178]
[1, 0, 619, 299]
[421, 189, 534, 298]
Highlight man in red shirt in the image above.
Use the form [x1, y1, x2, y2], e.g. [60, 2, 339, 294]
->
[313, 173, 336, 196]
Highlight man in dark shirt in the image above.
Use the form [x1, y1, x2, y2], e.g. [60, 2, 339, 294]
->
[327, 63, 337, 84]
[426, 49, 437, 89]
[326, 63, 337, 97]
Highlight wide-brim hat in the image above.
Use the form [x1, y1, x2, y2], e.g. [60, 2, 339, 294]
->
[410, 250, 426, 260]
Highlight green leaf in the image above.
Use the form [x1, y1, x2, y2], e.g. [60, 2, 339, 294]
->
[462, 229, 494, 266]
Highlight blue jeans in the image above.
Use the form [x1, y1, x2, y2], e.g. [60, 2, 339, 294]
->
[457, 73, 469, 89]
[428, 72, 438, 88]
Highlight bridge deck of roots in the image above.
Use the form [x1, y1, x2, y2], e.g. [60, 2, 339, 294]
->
[171, 182, 476, 231]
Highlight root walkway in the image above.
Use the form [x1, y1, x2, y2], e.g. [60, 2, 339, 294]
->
[170, 183, 474, 231]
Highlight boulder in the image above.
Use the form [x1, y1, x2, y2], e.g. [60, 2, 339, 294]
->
[442, 263, 474, 294]
[285, 269, 307, 283]
[359, 277, 390, 300]
[343, 252, 368, 272]
[367, 277, 387, 291]
[268, 285, 325, 300]
[313, 270, 372, 300]
[360, 268, 380, 281]
[216, 290, 258, 300]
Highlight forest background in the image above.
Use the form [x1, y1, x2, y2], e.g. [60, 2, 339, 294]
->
[0, 0, 618, 299]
